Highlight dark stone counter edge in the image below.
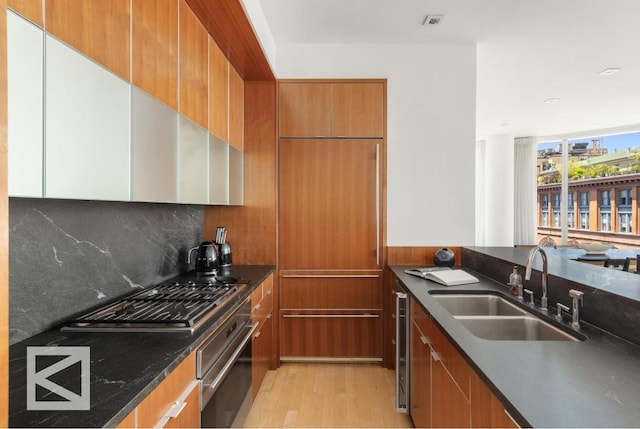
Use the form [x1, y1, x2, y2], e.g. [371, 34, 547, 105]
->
[9, 265, 275, 429]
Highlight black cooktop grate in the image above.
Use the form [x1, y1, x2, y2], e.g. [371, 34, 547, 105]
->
[67, 281, 243, 329]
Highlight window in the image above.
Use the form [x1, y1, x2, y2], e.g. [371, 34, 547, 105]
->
[618, 189, 632, 233]
[540, 194, 549, 227]
[552, 193, 561, 227]
[579, 192, 589, 229]
[600, 190, 611, 232]
[567, 192, 575, 228]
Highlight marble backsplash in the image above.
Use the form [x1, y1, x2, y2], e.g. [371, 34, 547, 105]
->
[9, 198, 204, 344]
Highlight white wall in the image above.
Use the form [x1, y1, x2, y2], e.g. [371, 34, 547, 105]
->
[275, 43, 477, 246]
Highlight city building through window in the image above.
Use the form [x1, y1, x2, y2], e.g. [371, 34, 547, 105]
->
[536, 131, 640, 247]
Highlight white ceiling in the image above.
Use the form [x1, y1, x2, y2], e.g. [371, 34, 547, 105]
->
[257, 0, 640, 140]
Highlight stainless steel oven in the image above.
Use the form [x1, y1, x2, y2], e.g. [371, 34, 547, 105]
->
[198, 297, 257, 428]
[395, 280, 409, 413]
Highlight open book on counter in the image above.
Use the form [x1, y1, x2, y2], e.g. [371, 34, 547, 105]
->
[404, 266, 479, 286]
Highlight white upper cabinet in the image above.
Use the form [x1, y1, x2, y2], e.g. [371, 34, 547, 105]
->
[131, 88, 178, 203]
[209, 134, 229, 205]
[179, 116, 209, 204]
[45, 35, 131, 201]
[7, 11, 44, 198]
[229, 146, 244, 206]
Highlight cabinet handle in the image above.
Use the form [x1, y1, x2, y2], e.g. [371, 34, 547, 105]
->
[282, 274, 380, 278]
[431, 351, 441, 362]
[266, 289, 272, 295]
[420, 335, 430, 345]
[253, 304, 261, 312]
[266, 313, 272, 319]
[166, 400, 187, 419]
[375, 142, 380, 266]
[254, 331, 261, 339]
[282, 314, 379, 318]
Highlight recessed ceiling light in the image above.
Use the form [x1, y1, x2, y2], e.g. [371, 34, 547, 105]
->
[544, 98, 560, 104]
[423, 15, 445, 26]
[597, 68, 621, 76]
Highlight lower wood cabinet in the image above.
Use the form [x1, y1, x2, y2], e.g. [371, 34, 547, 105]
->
[470, 372, 519, 428]
[251, 273, 274, 397]
[280, 274, 382, 359]
[409, 297, 518, 429]
[410, 315, 431, 427]
[118, 352, 200, 428]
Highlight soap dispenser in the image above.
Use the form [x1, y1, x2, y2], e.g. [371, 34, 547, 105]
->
[508, 265, 523, 300]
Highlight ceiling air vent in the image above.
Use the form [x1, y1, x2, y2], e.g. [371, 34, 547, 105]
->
[423, 15, 445, 26]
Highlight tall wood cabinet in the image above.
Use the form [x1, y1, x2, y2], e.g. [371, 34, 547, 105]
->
[278, 79, 386, 359]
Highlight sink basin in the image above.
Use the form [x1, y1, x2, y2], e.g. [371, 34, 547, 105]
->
[455, 315, 581, 341]
[430, 294, 528, 316]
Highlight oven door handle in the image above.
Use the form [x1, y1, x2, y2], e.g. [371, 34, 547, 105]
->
[204, 322, 258, 394]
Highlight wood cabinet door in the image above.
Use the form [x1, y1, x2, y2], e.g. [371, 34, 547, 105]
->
[179, 0, 208, 128]
[131, 0, 179, 110]
[279, 83, 331, 137]
[162, 381, 200, 429]
[229, 64, 244, 150]
[279, 139, 380, 269]
[410, 318, 431, 428]
[281, 311, 382, 358]
[280, 276, 381, 310]
[7, 0, 43, 27]
[208, 36, 229, 140]
[431, 355, 471, 428]
[332, 83, 384, 138]
[137, 354, 196, 428]
[45, 0, 130, 81]
[252, 313, 272, 399]
[470, 372, 519, 428]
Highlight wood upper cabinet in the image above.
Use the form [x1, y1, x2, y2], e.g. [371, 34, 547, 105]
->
[131, 0, 179, 110]
[7, 0, 43, 27]
[332, 83, 384, 137]
[179, 0, 208, 128]
[279, 83, 331, 137]
[279, 139, 379, 270]
[45, 0, 130, 81]
[208, 36, 229, 141]
[229, 63, 244, 151]
[279, 82, 384, 138]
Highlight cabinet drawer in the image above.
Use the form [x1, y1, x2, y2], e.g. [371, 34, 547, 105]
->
[137, 353, 196, 428]
[281, 276, 381, 309]
[252, 286, 273, 325]
[281, 310, 382, 357]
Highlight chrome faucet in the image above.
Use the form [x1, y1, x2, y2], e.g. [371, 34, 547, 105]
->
[524, 246, 549, 311]
[569, 289, 584, 329]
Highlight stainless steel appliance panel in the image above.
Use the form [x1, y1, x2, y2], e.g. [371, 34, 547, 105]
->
[395, 280, 409, 412]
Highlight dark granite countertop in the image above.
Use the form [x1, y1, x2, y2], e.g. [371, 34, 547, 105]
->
[391, 252, 640, 428]
[9, 265, 275, 428]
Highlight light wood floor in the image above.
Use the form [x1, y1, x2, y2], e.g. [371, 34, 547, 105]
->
[244, 363, 413, 428]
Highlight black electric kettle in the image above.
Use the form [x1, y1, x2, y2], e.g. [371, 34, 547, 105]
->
[188, 241, 219, 275]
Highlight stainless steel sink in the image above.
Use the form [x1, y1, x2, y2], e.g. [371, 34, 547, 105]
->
[430, 294, 527, 316]
[455, 315, 581, 341]
[429, 292, 584, 342]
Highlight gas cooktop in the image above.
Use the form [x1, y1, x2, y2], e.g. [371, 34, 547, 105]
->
[61, 280, 248, 333]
